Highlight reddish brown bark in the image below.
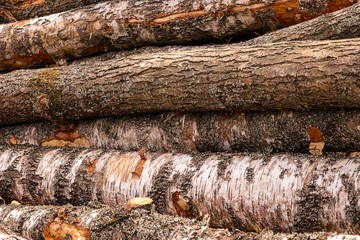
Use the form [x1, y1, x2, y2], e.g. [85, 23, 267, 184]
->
[0, 0, 356, 71]
[0, 0, 108, 24]
[245, 3, 360, 44]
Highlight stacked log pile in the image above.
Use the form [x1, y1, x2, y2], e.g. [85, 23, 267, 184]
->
[0, 0, 359, 239]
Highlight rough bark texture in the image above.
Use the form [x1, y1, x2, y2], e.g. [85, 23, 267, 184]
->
[0, 145, 359, 233]
[0, 0, 356, 71]
[0, 204, 237, 240]
[246, 2, 360, 44]
[1, 109, 360, 153]
[0, 38, 359, 126]
[1, 205, 359, 240]
[0, 0, 108, 24]
[0, 224, 27, 240]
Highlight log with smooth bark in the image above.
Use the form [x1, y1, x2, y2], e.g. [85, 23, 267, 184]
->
[0, 38, 359, 125]
[0, 204, 237, 240]
[1, 109, 360, 153]
[246, 2, 360, 44]
[0, 0, 108, 24]
[0, 0, 356, 71]
[0, 145, 359, 233]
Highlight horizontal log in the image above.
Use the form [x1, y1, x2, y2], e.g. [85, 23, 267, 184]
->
[0, 145, 359, 233]
[246, 3, 360, 44]
[0, 0, 356, 71]
[1, 206, 359, 240]
[1, 38, 359, 125]
[0, 204, 236, 240]
[0, 224, 27, 240]
[0, 0, 108, 24]
[68, 3, 360, 68]
[1, 109, 359, 153]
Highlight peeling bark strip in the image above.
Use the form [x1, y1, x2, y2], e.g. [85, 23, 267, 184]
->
[0, 0, 356, 71]
[0, 0, 109, 24]
[0, 205, 237, 240]
[1, 109, 360, 153]
[246, 3, 360, 44]
[1, 39, 360, 125]
[0, 145, 359, 232]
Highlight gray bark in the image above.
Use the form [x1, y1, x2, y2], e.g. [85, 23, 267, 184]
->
[0, 145, 359, 233]
[0, 205, 359, 240]
[0, 224, 27, 240]
[246, 3, 360, 44]
[0, 0, 356, 71]
[0, 204, 236, 240]
[1, 109, 359, 153]
[0, 38, 359, 126]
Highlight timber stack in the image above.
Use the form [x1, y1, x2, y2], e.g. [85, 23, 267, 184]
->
[0, 0, 359, 239]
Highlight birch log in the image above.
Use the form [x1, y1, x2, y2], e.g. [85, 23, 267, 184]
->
[0, 145, 359, 233]
[0, 0, 356, 71]
[0, 224, 27, 240]
[1, 206, 359, 240]
[1, 109, 360, 153]
[0, 204, 237, 240]
[0, 39, 359, 125]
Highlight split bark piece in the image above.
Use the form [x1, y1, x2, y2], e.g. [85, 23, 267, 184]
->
[1, 38, 359, 125]
[125, 197, 153, 210]
[245, 3, 360, 44]
[1, 109, 360, 153]
[0, 204, 236, 240]
[0, 0, 109, 24]
[0, 145, 359, 233]
[0, 0, 356, 71]
[307, 127, 325, 155]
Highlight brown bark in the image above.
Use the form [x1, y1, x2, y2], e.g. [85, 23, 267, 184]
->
[246, 2, 360, 44]
[0, 0, 108, 24]
[0, 0, 356, 72]
[0, 204, 237, 240]
[0, 38, 359, 125]
[1, 109, 360, 153]
[0, 145, 359, 233]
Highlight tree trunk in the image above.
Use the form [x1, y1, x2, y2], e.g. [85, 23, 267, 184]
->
[0, 38, 359, 125]
[0, 0, 356, 71]
[0, 145, 359, 233]
[1, 205, 359, 240]
[1, 109, 359, 153]
[0, 204, 237, 240]
[0, 0, 108, 24]
[0, 224, 27, 240]
[246, 3, 360, 44]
